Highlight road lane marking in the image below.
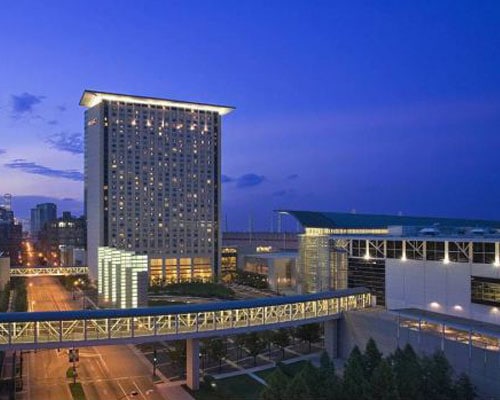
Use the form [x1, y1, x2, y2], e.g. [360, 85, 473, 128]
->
[133, 380, 148, 399]
[116, 380, 129, 399]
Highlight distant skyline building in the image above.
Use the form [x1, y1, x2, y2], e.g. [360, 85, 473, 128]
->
[38, 211, 86, 266]
[0, 206, 22, 266]
[81, 90, 234, 283]
[30, 202, 57, 240]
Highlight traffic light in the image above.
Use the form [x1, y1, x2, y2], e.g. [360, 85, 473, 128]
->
[68, 349, 80, 363]
[153, 349, 158, 364]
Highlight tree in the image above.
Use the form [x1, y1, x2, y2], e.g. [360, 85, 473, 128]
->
[200, 338, 211, 370]
[299, 362, 321, 398]
[208, 338, 226, 372]
[454, 373, 477, 400]
[244, 332, 265, 366]
[167, 341, 186, 373]
[370, 359, 399, 400]
[234, 334, 246, 362]
[284, 369, 313, 400]
[363, 337, 382, 379]
[421, 351, 454, 400]
[261, 330, 274, 358]
[343, 346, 369, 400]
[272, 328, 291, 360]
[391, 344, 423, 400]
[317, 351, 342, 400]
[260, 366, 290, 400]
[295, 323, 321, 353]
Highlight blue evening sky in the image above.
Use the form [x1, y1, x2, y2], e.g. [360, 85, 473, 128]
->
[1, 1, 499, 230]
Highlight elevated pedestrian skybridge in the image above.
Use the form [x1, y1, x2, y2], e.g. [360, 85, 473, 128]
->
[0, 288, 370, 351]
[10, 267, 89, 277]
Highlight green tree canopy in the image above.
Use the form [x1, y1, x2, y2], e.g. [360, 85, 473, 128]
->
[208, 338, 226, 372]
[317, 351, 342, 400]
[370, 359, 399, 400]
[454, 373, 477, 400]
[272, 328, 291, 360]
[343, 346, 370, 400]
[422, 351, 455, 400]
[363, 337, 382, 379]
[244, 332, 266, 366]
[260, 365, 290, 400]
[285, 367, 314, 400]
[294, 323, 321, 353]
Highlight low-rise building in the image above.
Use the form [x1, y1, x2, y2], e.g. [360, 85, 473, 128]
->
[285, 210, 500, 321]
[221, 232, 299, 276]
[242, 251, 297, 293]
[98, 247, 148, 309]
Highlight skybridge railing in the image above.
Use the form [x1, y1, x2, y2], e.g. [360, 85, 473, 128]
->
[10, 266, 89, 277]
[0, 288, 371, 350]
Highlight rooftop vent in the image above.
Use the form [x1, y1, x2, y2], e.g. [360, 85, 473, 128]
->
[419, 227, 440, 236]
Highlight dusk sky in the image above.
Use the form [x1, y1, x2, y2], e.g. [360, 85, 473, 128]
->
[1, 1, 500, 231]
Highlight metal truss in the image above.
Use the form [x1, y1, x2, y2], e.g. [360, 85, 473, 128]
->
[405, 240, 425, 259]
[10, 267, 89, 277]
[0, 290, 371, 351]
[349, 239, 478, 262]
[368, 240, 385, 259]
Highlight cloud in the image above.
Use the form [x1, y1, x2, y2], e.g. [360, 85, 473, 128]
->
[58, 105, 66, 112]
[11, 92, 45, 115]
[47, 120, 58, 125]
[236, 173, 266, 188]
[287, 174, 299, 180]
[221, 174, 234, 183]
[272, 189, 296, 197]
[0, 149, 6, 155]
[45, 132, 84, 154]
[4, 159, 83, 181]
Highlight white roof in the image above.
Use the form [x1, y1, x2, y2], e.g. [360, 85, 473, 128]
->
[80, 90, 235, 115]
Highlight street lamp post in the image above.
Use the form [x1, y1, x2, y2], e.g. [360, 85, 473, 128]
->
[153, 348, 158, 377]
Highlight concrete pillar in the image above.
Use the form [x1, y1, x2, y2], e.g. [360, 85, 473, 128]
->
[324, 319, 338, 359]
[186, 338, 200, 390]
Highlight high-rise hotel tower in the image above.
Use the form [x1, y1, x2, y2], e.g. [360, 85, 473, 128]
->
[80, 90, 234, 283]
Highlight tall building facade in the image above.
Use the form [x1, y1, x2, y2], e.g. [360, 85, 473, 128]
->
[81, 90, 234, 283]
[30, 203, 57, 240]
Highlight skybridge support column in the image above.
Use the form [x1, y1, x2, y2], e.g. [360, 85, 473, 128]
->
[186, 338, 200, 390]
[324, 319, 339, 359]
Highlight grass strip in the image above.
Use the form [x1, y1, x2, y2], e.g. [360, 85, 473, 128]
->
[69, 382, 86, 400]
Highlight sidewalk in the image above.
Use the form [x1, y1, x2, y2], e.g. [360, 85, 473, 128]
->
[212, 351, 323, 380]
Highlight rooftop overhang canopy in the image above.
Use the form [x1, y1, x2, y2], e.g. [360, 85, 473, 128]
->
[278, 210, 500, 230]
[79, 90, 235, 116]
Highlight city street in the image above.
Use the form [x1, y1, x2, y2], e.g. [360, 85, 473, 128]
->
[18, 276, 164, 400]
